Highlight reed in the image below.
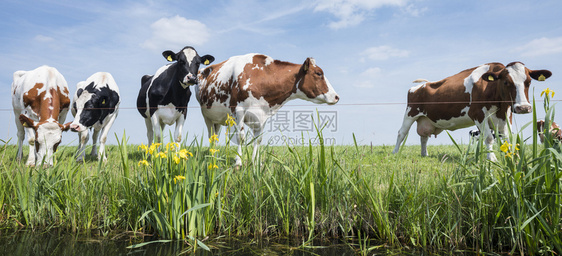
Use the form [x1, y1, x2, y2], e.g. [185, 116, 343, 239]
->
[0, 92, 560, 254]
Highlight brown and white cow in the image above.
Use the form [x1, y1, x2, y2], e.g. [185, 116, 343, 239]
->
[196, 53, 340, 166]
[12, 65, 72, 166]
[392, 62, 551, 160]
[537, 120, 562, 143]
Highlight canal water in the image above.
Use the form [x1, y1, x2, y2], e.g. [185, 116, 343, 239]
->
[0, 230, 368, 255]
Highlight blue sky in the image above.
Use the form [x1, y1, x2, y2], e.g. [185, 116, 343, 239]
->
[1, 0, 561, 149]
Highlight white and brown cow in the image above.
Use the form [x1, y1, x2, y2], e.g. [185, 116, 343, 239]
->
[196, 53, 340, 166]
[70, 72, 120, 162]
[393, 62, 551, 160]
[537, 120, 562, 143]
[137, 46, 214, 145]
[12, 65, 72, 166]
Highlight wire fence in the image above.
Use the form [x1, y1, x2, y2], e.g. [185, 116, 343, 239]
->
[4, 99, 561, 112]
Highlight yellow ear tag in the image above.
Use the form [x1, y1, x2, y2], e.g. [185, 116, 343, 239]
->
[22, 122, 28, 127]
[538, 74, 546, 81]
[102, 99, 106, 105]
[167, 55, 173, 62]
[204, 59, 210, 65]
[488, 75, 495, 81]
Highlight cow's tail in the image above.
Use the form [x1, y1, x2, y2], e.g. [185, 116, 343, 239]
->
[412, 79, 429, 83]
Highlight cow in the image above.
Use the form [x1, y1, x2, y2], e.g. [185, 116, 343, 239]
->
[137, 46, 214, 145]
[11, 65, 72, 166]
[537, 120, 562, 143]
[70, 72, 120, 162]
[196, 53, 340, 166]
[392, 62, 552, 161]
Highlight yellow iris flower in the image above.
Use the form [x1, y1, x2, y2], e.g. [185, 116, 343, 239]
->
[541, 88, 555, 98]
[174, 175, 186, 184]
[208, 163, 218, 170]
[225, 114, 236, 127]
[209, 134, 219, 144]
[209, 148, 219, 156]
[500, 141, 511, 153]
[138, 160, 149, 166]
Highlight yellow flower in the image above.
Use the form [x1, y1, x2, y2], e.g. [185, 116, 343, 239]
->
[208, 163, 218, 170]
[541, 88, 555, 98]
[500, 141, 511, 153]
[173, 155, 180, 164]
[148, 143, 161, 155]
[209, 148, 220, 156]
[166, 142, 179, 151]
[225, 114, 236, 127]
[209, 134, 219, 144]
[138, 160, 149, 166]
[515, 143, 520, 151]
[178, 149, 193, 159]
[505, 152, 514, 158]
[155, 152, 167, 159]
[174, 175, 186, 184]
[138, 143, 148, 152]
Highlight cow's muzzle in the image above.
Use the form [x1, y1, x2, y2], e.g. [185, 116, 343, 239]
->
[70, 123, 82, 132]
[514, 104, 532, 114]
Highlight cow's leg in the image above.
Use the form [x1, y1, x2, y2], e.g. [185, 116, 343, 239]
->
[416, 117, 436, 157]
[15, 116, 25, 161]
[76, 130, 89, 163]
[150, 114, 163, 144]
[392, 113, 417, 154]
[25, 127, 36, 166]
[90, 128, 100, 158]
[234, 110, 246, 167]
[251, 124, 264, 163]
[476, 121, 497, 161]
[174, 115, 185, 144]
[144, 118, 153, 146]
[97, 112, 118, 161]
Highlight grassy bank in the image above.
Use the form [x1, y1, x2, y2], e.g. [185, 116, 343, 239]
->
[0, 97, 561, 255]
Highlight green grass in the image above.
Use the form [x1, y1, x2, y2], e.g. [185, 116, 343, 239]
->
[0, 94, 561, 255]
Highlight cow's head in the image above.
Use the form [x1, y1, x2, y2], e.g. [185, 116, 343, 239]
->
[70, 82, 119, 132]
[296, 58, 340, 105]
[482, 62, 551, 114]
[162, 46, 215, 87]
[19, 114, 71, 166]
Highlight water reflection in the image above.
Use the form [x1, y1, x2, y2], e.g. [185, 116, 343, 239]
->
[0, 230, 361, 255]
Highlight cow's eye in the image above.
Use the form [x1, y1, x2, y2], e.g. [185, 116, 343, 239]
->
[315, 72, 323, 77]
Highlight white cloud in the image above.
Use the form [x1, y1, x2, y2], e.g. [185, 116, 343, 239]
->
[356, 67, 383, 88]
[516, 37, 562, 57]
[363, 45, 410, 60]
[313, 0, 409, 29]
[34, 35, 55, 42]
[142, 15, 210, 50]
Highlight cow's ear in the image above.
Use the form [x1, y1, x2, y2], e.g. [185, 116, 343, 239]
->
[529, 69, 552, 81]
[201, 55, 215, 65]
[162, 50, 177, 62]
[76, 88, 84, 98]
[301, 58, 311, 72]
[482, 72, 499, 82]
[61, 122, 72, 132]
[19, 114, 36, 129]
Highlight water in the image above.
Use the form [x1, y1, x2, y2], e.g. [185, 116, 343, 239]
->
[0, 230, 363, 255]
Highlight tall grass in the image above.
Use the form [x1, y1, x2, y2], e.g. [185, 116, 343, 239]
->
[0, 92, 561, 254]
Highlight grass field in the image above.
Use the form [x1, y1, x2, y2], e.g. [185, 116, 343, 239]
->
[0, 96, 561, 255]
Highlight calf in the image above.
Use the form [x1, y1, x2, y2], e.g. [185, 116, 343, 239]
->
[137, 46, 214, 145]
[537, 120, 562, 143]
[392, 62, 551, 160]
[12, 65, 72, 166]
[197, 53, 340, 166]
[70, 72, 120, 162]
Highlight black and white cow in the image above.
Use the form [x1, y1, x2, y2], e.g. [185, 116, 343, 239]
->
[70, 72, 120, 162]
[136, 46, 214, 145]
